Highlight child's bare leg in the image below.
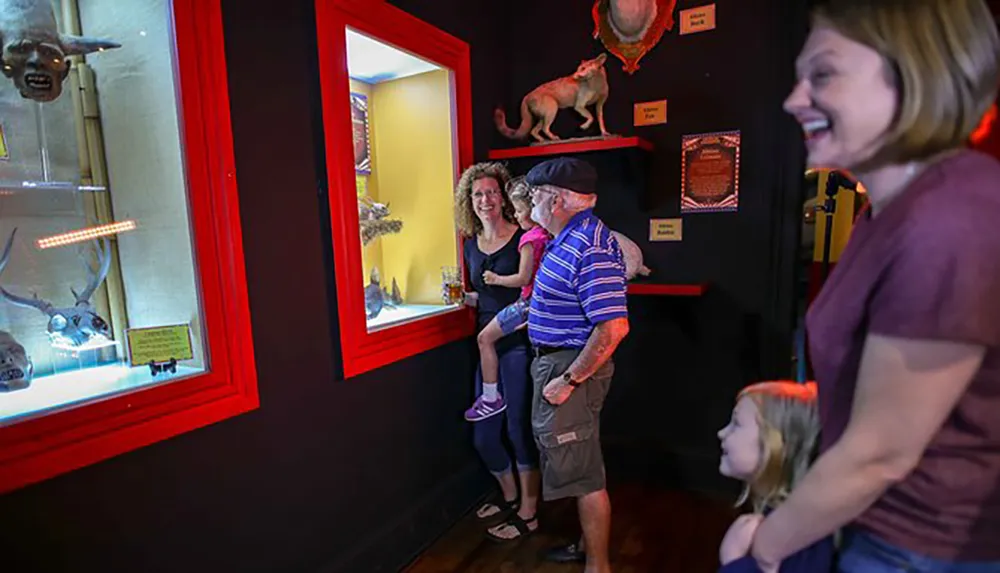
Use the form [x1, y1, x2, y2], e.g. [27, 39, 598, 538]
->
[464, 317, 508, 422]
[477, 318, 505, 396]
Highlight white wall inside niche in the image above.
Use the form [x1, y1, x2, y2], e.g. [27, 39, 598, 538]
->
[76, 0, 205, 369]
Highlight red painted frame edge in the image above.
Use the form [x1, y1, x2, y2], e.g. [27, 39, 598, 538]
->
[488, 137, 654, 161]
[316, 0, 476, 379]
[0, 0, 259, 494]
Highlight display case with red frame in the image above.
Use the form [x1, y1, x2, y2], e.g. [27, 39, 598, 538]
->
[315, 0, 475, 378]
[0, 0, 258, 493]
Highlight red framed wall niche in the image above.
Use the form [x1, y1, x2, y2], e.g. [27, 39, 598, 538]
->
[315, 0, 475, 378]
[0, 0, 259, 494]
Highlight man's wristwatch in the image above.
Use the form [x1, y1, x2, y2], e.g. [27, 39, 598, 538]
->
[562, 372, 581, 388]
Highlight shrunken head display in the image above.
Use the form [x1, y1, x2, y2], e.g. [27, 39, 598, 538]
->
[784, 0, 1000, 174]
[0, 0, 122, 102]
[0, 329, 32, 392]
[718, 381, 820, 512]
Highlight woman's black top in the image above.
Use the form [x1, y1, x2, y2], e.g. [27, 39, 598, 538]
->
[463, 229, 529, 352]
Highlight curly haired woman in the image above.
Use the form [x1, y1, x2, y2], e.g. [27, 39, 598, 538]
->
[455, 162, 541, 542]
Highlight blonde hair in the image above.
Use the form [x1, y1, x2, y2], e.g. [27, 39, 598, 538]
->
[735, 381, 820, 513]
[454, 162, 515, 237]
[507, 175, 532, 210]
[813, 0, 1000, 168]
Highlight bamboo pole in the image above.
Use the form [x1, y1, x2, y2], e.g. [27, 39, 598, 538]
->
[62, 0, 129, 355]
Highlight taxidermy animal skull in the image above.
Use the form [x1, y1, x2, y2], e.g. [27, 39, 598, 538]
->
[611, 230, 651, 280]
[0, 228, 112, 349]
[0, 329, 32, 391]
[0, 0, 121, 102]
[608, 0, 658, 43]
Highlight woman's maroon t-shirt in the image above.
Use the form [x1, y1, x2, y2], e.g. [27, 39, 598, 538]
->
[806, 150, 1000, 561]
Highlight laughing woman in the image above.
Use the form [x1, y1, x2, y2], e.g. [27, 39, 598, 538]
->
[455, 162, 541, 542]
[746, 1, 1000, 572]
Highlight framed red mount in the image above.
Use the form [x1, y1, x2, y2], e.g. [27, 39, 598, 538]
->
[0, 0, 259, 494]
[315, 0, 476, 378]
[592, 0, 678, 74]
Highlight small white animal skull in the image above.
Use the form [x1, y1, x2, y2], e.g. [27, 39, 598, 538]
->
[612, 230, 652, 280]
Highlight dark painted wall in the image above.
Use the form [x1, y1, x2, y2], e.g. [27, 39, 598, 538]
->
[494, 0, 807, 482]
[0, 1, 508, 572]
[0, 1, 806, 572]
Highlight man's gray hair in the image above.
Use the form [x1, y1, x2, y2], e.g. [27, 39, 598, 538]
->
[540, 184, 597, 213]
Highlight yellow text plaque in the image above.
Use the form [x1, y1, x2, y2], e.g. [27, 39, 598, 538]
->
[649, 218, 683, 242]
[680, 4, 716, 35]
[633, 100, 667, 127]
[0, 123, 8, 160]
[126, 324, 194, 367]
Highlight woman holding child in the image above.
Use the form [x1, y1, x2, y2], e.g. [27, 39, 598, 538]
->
[732, 0, 1000, 571]
[455, 162, 549, 541]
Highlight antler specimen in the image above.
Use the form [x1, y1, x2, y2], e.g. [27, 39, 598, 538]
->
[0, 229, 55, 315]
[0, 228, 113, 348]
[70, 237, 112, 306]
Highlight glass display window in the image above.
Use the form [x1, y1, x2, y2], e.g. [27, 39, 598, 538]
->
[316, 0, 475, 377]
[0, 0, 258, 493]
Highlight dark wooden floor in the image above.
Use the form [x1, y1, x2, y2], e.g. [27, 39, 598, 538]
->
[404, 480, 737, 573]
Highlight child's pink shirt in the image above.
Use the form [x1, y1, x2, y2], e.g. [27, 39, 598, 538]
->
[518, 226, 550, 299]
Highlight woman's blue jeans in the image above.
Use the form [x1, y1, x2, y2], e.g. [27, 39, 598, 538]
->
[472, 344, 538, 476]
[838, 529, 1000, 573]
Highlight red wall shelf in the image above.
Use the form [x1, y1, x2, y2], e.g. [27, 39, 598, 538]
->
[488, 136, 653, 160]
[626, 283, 708, 296]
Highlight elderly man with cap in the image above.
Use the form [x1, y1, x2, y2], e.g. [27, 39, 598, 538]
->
[525, 157, 630, 573]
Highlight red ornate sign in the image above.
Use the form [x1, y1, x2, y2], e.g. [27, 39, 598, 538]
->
[592, 0, 678, 74]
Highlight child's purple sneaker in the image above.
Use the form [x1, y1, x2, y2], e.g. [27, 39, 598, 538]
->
[464, 395, 507, 422]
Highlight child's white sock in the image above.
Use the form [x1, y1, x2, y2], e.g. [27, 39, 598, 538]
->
[482, 382, 499, 402]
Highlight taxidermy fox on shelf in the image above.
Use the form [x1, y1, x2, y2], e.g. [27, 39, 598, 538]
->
[495, 53, 611, 143]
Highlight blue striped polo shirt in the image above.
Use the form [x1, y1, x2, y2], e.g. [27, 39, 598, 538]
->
[528, 209, 628, 348]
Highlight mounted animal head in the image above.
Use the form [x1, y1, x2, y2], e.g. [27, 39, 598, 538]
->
[358, 195, 391, 221]
[2, 34, 120, 102]
[0, 229, 112, 349]
[609, 0, 658, 38]
[572, 53, 608, 81]
[0, 329, 32, 391]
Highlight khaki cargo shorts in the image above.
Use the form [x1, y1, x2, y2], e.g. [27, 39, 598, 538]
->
[530, 348, 613, 501]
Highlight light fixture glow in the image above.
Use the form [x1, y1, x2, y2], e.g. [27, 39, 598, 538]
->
[37, 220, 137, 249]
[346, 28, 440, 84]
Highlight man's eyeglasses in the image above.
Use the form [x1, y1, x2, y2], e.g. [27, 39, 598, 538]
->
[529, 185, 557, 200]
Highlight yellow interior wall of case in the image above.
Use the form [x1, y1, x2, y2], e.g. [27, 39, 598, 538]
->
[812, 170, 858, 263]
[350, 79, 384, 285]
[370, 69, 457, 305]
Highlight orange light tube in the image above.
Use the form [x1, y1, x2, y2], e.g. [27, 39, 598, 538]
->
[36, 220, 137, 249]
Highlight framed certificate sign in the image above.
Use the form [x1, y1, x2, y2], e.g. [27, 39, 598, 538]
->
[351, 92, 371, 174]
[680, 130, 740, 213]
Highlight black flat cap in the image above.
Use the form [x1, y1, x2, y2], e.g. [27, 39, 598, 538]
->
[525, 157, 598, 195]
